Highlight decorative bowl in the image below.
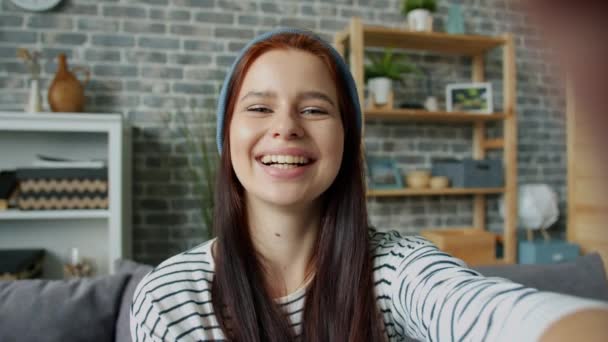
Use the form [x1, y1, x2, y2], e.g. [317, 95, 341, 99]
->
[406, 170, 431, 189]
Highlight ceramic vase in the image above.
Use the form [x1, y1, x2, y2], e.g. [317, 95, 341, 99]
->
[447, 4, 465, 34]
[48, 54, 90, 112]
[26, 79, 42, 113]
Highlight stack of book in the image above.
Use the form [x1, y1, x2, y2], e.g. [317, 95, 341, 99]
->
[15, 155, 109, 211]
[0, 249, 45, 280]
[0, 170, 18, 210]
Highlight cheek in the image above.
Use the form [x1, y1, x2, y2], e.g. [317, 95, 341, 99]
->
[319, 126, 345, 167]
[229, 119, 257, 157]
[229, 118, 266, 183]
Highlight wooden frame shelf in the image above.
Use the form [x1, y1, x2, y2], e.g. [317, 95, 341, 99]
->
[335, 17, 518, 266]
[367, 188, 505, 197]
[336, 25, 506, 55]
[366, 109, 508, 123]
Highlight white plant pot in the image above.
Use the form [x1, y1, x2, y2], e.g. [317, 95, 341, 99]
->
[368, 77, 392, 105]
[407, 9, 432, 32]
[424, 96, 439, 111]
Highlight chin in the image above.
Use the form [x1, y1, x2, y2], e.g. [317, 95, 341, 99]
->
[263, 193, 313, 207]
[251, 188, 319, 208]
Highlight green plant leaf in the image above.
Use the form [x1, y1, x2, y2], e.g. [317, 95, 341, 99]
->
[164, 108, 218, 241]
[402, 0, 436, 14]
[364, 49, 420, 82]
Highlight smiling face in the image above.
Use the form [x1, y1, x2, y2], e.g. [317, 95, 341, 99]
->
[228, 48, 345, 210]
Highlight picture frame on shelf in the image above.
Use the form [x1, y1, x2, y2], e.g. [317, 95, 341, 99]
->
[446, 82, 493, 114]
[366, 157, 403, 189]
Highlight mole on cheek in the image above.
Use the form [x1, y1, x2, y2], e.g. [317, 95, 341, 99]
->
[275, 233, 281, 237]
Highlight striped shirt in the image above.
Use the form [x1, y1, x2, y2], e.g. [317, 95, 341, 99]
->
[131, 229, 608, 341]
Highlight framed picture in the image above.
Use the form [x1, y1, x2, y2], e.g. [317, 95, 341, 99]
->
[446, 82, 493, 114]
[366, 157, 403, 189]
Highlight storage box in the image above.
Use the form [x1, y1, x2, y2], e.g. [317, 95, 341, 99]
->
[420, 228, 496, 266]
[518, 240, 580, 265]
[16, 168, 108, 210]
[431, 158, 504, 188]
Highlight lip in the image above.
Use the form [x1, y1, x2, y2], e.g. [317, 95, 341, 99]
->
[254, 147, 317, 180]
[257, 160, 314, 180]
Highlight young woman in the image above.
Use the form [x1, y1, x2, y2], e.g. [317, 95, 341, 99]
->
[131, 28, 608, 341]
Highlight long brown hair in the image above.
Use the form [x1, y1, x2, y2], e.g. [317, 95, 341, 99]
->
[211, 32, 385, 341]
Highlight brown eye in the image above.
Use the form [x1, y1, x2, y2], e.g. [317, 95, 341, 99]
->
[301, 107, 328, 115]
[247, 106, 272, 113]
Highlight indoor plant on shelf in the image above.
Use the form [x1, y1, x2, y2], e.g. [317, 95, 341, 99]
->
[17, 48, 42, 113]
[401, 0, 437, 32]
[164, 108, 218, 241]
[365, 49, 419, 108]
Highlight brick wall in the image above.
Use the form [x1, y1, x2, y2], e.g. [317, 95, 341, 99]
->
[0, 0, 567, 266]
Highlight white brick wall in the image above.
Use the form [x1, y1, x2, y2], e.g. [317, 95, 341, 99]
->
[0, 0, 567, 265]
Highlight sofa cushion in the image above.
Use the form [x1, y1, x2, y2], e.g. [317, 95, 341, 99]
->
[114, 259, 154, 342]
[0, 273, 130, 342]
[474, 252, 608, 302]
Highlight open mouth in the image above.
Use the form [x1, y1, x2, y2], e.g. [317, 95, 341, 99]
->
[257, 155, 315, 169]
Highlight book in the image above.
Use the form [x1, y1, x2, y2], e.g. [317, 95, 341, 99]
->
[32, 154, 107, 168]
[0, 170, 17, 210]
[0, 249, 45, 280]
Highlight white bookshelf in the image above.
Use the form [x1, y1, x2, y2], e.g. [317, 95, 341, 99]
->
[0, 112, 132, 278]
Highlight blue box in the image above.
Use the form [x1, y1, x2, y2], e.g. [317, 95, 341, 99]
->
[431, 158, 503, 188]
[518, 240, 580, 265]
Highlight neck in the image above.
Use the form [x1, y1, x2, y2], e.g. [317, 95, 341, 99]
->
[245, 195, 321, 298]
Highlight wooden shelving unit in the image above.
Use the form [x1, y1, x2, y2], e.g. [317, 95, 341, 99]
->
[335, 17, 518, 265]
[335, 24, 506, 55]
[366, 108, 508, 123]
[567, 86, 608, 274]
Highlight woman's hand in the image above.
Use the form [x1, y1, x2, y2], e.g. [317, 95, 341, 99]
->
[540, 308, 608, 341]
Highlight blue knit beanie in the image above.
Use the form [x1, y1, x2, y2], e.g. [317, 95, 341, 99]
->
[215, 27, 362, 154]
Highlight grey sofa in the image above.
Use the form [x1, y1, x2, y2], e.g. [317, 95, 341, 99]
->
[1, 254, 607, 342]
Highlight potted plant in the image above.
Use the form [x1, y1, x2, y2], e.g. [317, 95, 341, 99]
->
[17, 48, 42, 112]
[164, 108, 218, 240]
[401, 0, 437, 32]
[365, 49, 419, 106]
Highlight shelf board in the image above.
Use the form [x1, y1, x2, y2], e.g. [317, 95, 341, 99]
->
[0, 112, 125, 132]
[367, 187, 505, 197]
[365, 109, 508, 123]
[356, 25, 506, 55]
[0, 209, 110, 220]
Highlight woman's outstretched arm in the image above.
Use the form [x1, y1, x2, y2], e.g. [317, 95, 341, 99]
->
[369, 229, 608, 341]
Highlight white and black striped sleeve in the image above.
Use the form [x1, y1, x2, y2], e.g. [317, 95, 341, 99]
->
[130, 278, 176, 342]
[377, 232, 608, 342]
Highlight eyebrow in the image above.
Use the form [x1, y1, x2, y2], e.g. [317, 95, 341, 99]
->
[239, 90, 336, 107]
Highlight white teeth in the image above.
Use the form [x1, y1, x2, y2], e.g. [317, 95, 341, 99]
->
[270, 164, 298, 169]
[259, 154, 311, 165]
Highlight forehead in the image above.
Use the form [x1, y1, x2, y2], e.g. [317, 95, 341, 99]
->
[237, 49, 338, 101]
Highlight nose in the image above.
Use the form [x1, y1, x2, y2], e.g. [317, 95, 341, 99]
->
[271, 109, 304, 140]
